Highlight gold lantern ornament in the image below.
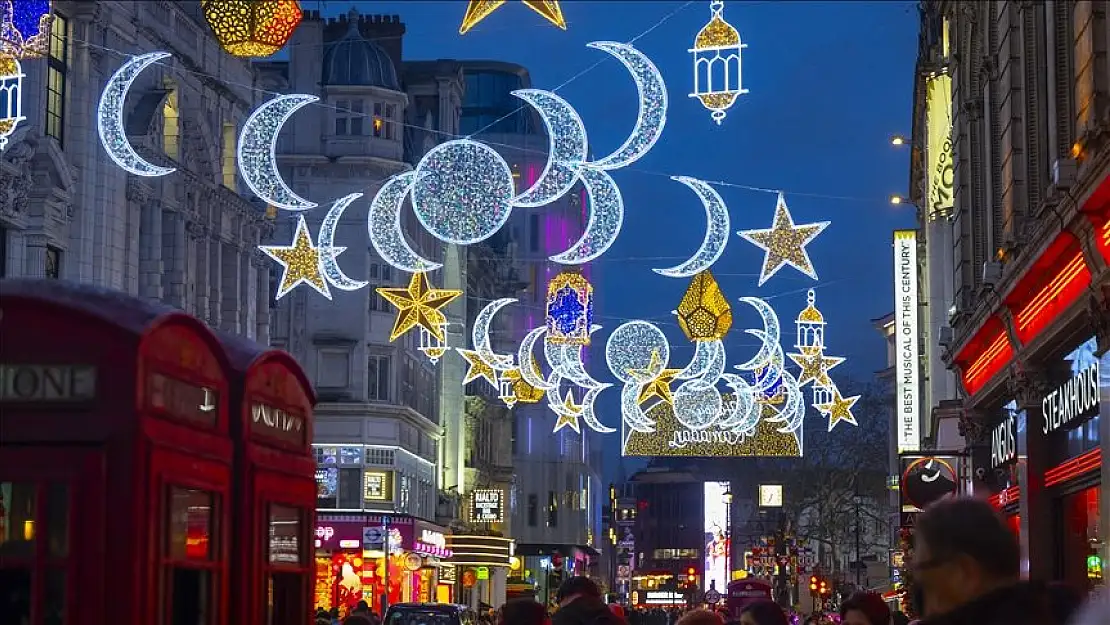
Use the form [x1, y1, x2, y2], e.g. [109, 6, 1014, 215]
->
[0, 52, 25, 151]
[675, 270, 732, 341]
[202, 0, 302, 58]
[689, 0, 748, 125]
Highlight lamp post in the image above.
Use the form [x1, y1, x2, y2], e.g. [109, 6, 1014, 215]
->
[723, 489, 733, 584]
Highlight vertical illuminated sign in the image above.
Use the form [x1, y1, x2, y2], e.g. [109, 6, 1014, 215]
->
[894, 230, 920, 452]
[703, 482, 730, 593]
[926, 74, 954, 219]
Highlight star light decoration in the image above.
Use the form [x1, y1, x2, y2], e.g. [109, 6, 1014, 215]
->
[553, 391, 583, 433]
[459, 0, 566, 35]
[0, 0, 52, 59]
[202, 0, 302, 58]
[787, 289, 855, 431]
[377, 272, 462, 343]
[815, 388, 859, 431]
[675, 269, 732, 341]
[637, 363, 681, 405]
[546, 271, 593, 346]
[459, 348, 499, 387]
[738, 193, 829, 286]
[689, 0, 749, 125]
[502, 363, 546, 404]
[259, 216, 331, 299]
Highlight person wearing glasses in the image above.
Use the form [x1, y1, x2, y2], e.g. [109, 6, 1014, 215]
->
[910, 497, 1060, 625]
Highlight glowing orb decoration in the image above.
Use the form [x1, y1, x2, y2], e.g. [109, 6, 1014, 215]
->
[98, 52, 177, 177]
[0, 52, 24, 151]
[605, 321, 669, 384]
[545, 272, 594, 346]
[689, 0, 749, 125]
[0, 0, 52, 59]
[412, 139, 516, 245]
[675, 270, 732, 341]
[202, 0, 302, 58]
[673, 380, 722, 431]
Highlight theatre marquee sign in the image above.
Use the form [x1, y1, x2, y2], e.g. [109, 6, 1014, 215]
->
[1042, 361, 1099, 434]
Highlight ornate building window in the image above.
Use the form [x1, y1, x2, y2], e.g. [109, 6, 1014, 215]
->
[221, 123, 236, 188]
[162, 90, 180, 161]
[349, 100, 364, 136]
[44, 245, 60, 279]
[45, 13, 68, 146]
[367, 354, 390, 402]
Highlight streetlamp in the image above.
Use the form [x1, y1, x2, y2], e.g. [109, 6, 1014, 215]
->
[889, 194, 908, 206]
[723, 489, 733, 584]
[890, 135, 908, 146]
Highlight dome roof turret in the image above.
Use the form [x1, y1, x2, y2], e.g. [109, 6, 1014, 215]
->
[321, 8, 400, 90]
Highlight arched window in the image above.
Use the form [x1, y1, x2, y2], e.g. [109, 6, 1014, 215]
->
[163, 90, 180, 161]
[221, 123, 236, 189]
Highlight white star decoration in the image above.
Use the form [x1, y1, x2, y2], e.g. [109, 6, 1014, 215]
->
[737, 193, 830, 286]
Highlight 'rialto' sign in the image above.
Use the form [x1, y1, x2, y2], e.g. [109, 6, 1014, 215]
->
[1042, 361, 1099, 434]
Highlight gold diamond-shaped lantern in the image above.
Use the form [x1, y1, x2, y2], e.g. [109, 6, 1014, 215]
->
[676, 270, 732, 341]
[202, 0, 302, 58]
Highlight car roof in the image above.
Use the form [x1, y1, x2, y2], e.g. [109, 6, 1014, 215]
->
[388, 604, 465, 611]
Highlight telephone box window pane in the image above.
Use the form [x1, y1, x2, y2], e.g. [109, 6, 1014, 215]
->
[268, 572, 306, 625]
[0, 482, 36, 558]
[46, 482, 69, 558]
[167, 488, 214, 561]
[168, 568, 211, 625]
[269, 505, 302, 565]
[43, 568, 65, 625]
[0, 569, 30, 622]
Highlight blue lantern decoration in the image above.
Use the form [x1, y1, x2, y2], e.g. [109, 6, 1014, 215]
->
[545, 272, 593, 346]
[753, 364, 784, 405]
[1, 0, 53, 59]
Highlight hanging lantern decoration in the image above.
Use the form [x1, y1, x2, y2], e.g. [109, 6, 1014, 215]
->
[201, 0, 302, 58]
[418, 320, 448, 364]
[498, 371, 518, 408]
[545, 271, 594, 346]
[0, 0, 52, 59]
[689, 0, 748, 125]
[0, 52, 25, 151]
[502, 362, 546, 405]
[675, 270, 732, 342]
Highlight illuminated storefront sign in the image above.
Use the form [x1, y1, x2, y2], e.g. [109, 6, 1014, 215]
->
[703, 482, 731, 593]
[894, 230, 920, 452]
[363, 471, 393, 501]
[414, 527, 452, 558]
[0, 364, 97, 402]
[926, 73, 954, 218]
[471, 489, 504, 523]
[991, 413, 1017, 469]
[1042, 361, 1099, 434]
[643, 592, 684, 605]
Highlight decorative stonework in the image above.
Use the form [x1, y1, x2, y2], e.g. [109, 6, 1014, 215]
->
[957, 409, 987, 444]
[1087, 290, 1110, 355]
[1006, 363, 1052, 409]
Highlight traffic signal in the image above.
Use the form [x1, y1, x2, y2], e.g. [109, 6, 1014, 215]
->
[686, 567, 697, 584]
[819, 579, 829, 596]
[809, 576, 818, 592]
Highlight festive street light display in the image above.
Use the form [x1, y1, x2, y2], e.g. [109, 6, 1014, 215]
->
[201, 0, 302, 58]
[546, 272, 594, 346]
[0, 0, 52, 59]
[0, 52, 24, 151]
[689, 0, 748, 125]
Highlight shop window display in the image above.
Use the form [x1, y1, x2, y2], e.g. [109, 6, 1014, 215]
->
[1059, 486, 1101, 591]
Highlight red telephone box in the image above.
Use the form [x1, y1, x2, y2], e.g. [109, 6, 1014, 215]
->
[219, 333, 316, 625]
[0, 279, 233, 625]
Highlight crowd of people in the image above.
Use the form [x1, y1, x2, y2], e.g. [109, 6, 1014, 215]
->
[493, 497, 1110, 625]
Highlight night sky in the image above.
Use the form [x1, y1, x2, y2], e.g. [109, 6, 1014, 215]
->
[340, 0, 921, 477]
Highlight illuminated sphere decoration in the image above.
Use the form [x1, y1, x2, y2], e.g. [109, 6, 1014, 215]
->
[675, 270, 732, 341]
[0, 52, 25, 151]
[202, 0, 302, 58]
[545, 271, 594, 346]
[689, 0, 748, 125]
[0, 0, 52, 59]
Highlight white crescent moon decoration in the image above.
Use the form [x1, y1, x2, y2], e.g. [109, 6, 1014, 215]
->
[620, 383, 657, 433]
[473, 298, 517, 371]
[550, 167, 624, 265]
[368, 172, 442, 274]
[318, 193, 368, 292]
[517, 327, 557, 391]
[766, 370, 805, 434]
[653, 177, 731, 277]
[585, 42, 668, 171]
[578, 385, 617, 433]
[717, 373, 760, 432]
[238, 94, 319, 211]
[734, 297, 781, 371]
[511, 89, 588, 207]
[98, 52, 177, 177]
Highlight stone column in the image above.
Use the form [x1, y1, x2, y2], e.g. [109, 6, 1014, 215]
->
[1009, 365, 1054, 580]
[255, 253, 271, 344]
[22, 233, 48, 278]
[207, 236, 223, 328]
[131, 180, 163, 302]
[162, 210, 188, 309]
[189, 221, 209, 318]
[219, 241, 241, 333]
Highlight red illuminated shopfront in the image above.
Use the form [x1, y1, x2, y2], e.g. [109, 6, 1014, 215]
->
[0, 280, 234, 625]
[313, 515, 450, 615]
[220, 334, 317, 625]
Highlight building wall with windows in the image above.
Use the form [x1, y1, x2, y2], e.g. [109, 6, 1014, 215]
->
[0, 1, 270, 340]
[257, 9, 465, 522]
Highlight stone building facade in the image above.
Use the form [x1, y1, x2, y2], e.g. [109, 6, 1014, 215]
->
[0, 1, 271, 340]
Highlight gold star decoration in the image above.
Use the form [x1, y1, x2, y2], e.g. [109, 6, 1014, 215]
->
[815, 388, 860, 432]
[260, 215, 331, 299]
[553, 391, 583, 433]
[738, 192, 830, 286]
[458, 349, 499, 387]
[787, 348, 845, 388]
[628, 349, 668, 385]
[377, 272, 462, 343]
[638, 368, 682, 405]
[459, 0, 566, 35]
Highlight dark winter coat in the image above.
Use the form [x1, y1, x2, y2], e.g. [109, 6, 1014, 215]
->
[919, 582, 1062, 625]
[553, 598, 625, 625]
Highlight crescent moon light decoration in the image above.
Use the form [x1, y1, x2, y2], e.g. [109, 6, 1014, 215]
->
[733, 296, 781, 370]
[511, 89, 588, 207]
[717, 373, 759, 432]
[621, 383, 657, 433]
[578, 385, 617, 433]
[318, 193, 369, 292]
[585, 41, 668, 171]
[472, 298, 518, 371]
[550, 166, 624, 265]
[517, 328, 558, 391]
[97, 51, 177, 177]
[367, 172, 442, 274]
[238, 93, 319, 211]
[653, 177, 731, 277]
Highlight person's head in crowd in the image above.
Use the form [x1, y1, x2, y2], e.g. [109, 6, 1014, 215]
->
[499, 599, 549, 625]
[676, 609, 724, 625]
[737, 601, 788, 625]
[555, 576, 603, 607]
[839, 592, 891, 625]
[1044, 582, 1082, 624]
[912, 496, 1020, 617]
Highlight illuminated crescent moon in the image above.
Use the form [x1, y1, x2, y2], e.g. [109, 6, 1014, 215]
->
[585, 42, 668, 171]
[368, 172, 441, 273]
[550, 166, 624, 265]
[98, 52, 177, 177]
[676, 340, 726, 385]
[620, 383, 656, 433]
[733, 297, 781, 371]
[766, 371, 805, 433]
[473, 298, 516, 371]
[511, 89, 587, 207]
[653, 177, 730, 277]
[518, 327, 558, 391]
[318, 193, 369, 291]
[580, 385, 617, 433]
[717, 373, 760, 432]
[238, 94, 319, 211]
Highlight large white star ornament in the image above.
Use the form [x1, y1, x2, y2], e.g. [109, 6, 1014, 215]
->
[737, 193, 830, 286]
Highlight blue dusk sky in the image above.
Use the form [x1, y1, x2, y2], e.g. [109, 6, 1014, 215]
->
[336, 0, 920, 474]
